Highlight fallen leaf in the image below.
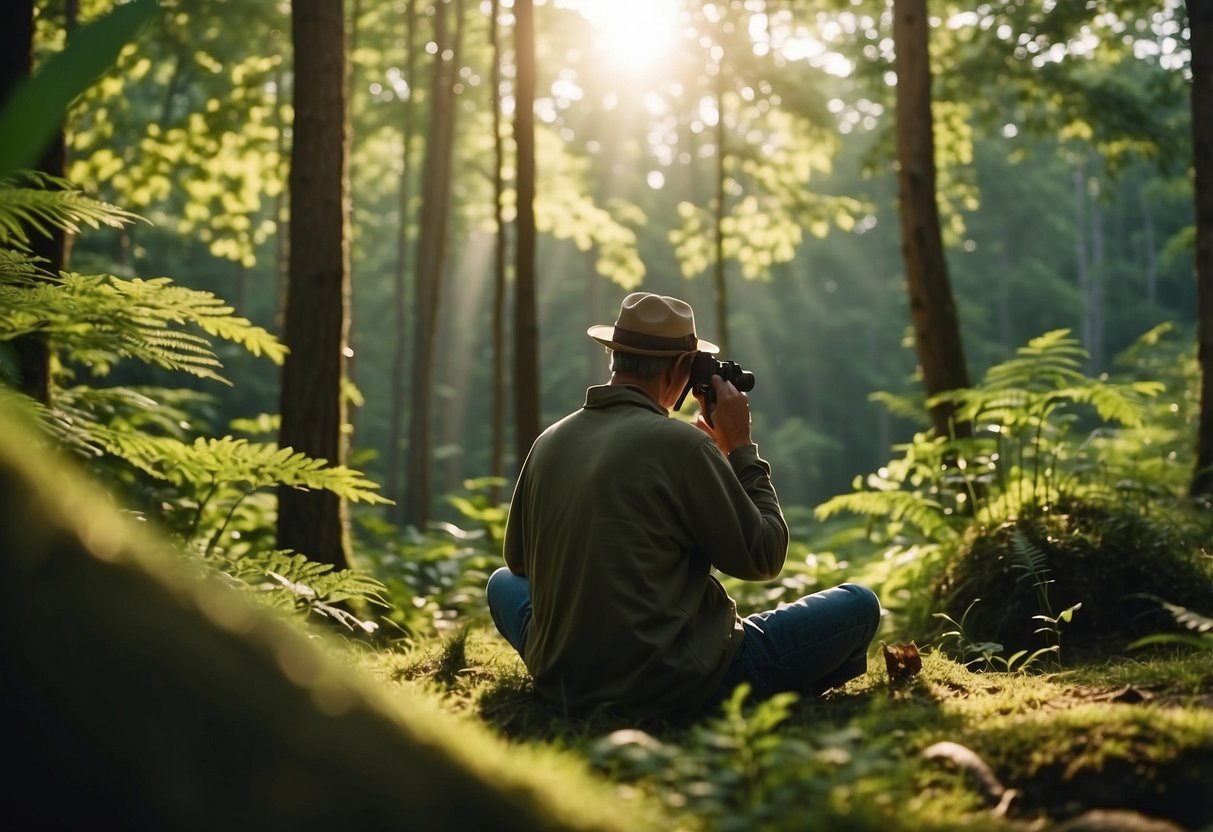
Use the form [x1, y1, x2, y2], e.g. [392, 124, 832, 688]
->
[883, 641, 923, 682]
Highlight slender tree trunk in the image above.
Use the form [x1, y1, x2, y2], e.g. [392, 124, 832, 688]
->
[1089, 176, 1106, 370]
[1191, 0, 1213, 497]
[277, 0, 352, 568]
[2, 0, 58, 406]
[512, 0, 540, 462]
[489, 0, 508, 502]
[404, 0, 462, 526]
[273, 62, 290, 334]
[387, 0, 418, 519]
[345, 0, 363, 445]
[1141, 187, 1157, 306]
[995, 244, 1012, 351]
[1073, 166, 1093, 355]
[892, 0, 970, 436]
[713, 68, 730, 355]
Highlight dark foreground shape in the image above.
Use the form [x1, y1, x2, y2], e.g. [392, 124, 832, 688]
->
[0, 411, 625, 831]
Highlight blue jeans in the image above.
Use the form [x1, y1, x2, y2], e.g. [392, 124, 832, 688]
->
[485, 567, 881, 706]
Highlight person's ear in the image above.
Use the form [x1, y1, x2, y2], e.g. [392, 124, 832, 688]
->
[671, 351, 696, 378]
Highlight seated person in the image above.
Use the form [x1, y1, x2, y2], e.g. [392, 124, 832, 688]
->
[487, 291, 880, 715]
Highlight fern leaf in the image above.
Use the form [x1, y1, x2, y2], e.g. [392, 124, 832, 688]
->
[1010, 530, 1050, 584]
[814, 490, 956, 540]
[0, 174, 138, 247]
[1056, 382, 1162, 428]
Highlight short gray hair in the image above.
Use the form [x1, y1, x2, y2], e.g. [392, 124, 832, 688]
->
[609, 350, 674, 379]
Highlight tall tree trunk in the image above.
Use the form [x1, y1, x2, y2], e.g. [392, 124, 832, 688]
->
[404, 0, 462, 526]
[1191, 0, 1213, 497]
[277, 0, 352, 568]
[346, 0, 363, 445]
[2, 0, 61, 406]
[1089, 176, 1106, 370]
[1140, 187, 1157, 306]
[1073, 166, 1093, 356]
[269, 63, 287, 334]
[273, 61, 290, 334]
[512, 0, 540, 462]
[387, 0, 418, 519]
[489, 0, 508, 502]
[713, 67, 730, 355]
[892, 0, 971, 437]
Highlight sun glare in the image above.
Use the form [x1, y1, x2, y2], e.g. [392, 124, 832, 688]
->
[573, 0, 682, 75]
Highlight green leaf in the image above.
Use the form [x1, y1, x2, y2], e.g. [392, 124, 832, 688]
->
[0, 0, 160, 179]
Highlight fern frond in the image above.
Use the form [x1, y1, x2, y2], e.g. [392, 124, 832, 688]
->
[85, 432, 390, 505]
[1010, 530, 1051, 585]
[981, 330, 1088, 392]
[814, 490, 957, 541]
[0, 173, 138, 247]
[0, 272, 284, 381]
[205, 549, 390, 632]
[1056, 382, 1163, 427]
[0, 247, 47, 279]
[869, 389, 930, 425]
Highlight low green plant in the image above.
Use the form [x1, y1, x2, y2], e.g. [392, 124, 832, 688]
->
[355, 479, 508, 638]
[591, 685, 895, 831]
[934, 597, 1065, 673]
[200, 549, 390, 633]
[1130, 597, 1213, 652]
[1008, 530, 1081, 668]
[816, 330, 1166, 543]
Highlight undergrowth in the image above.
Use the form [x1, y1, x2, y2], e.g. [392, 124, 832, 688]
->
[366, 629, 1213, 832]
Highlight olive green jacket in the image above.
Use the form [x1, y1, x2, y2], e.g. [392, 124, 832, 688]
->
[503, 384, 789, 714]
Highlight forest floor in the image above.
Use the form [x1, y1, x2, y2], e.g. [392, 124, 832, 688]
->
[362, 628, 1213, 832]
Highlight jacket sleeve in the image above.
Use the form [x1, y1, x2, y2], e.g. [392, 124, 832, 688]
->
[502, 467, 528, 577]
[681, 441, 789, 581]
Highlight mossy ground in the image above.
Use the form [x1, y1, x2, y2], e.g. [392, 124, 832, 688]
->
[933, 506, 1213, 658]
[361, 628, 1213, 831]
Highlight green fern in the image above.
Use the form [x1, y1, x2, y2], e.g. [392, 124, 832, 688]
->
[823, 329, 1167, 541]
[0, 273, 285, 382]
[86, 433, 390, 504]
[1009, 530, 1052, 601]
[815, 490, 958, 542]
[206, 549, 391, 633]
[0, 173, 138, 248]
[1129, 596, 1213, 652]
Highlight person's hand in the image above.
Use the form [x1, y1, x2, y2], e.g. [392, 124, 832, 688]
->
[693, 375, 752, 455]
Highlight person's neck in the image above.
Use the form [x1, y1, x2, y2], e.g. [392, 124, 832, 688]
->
[608, 374, 668, 409]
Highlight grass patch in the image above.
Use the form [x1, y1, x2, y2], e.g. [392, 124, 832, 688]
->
[361, 631, 1213, 831]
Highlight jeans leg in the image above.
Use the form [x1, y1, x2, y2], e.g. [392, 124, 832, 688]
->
[717, 583, 881, 702]
[485, 567, 532, 659]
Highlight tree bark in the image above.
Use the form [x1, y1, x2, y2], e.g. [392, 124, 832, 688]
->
[713, 66, 730, 355]
[512, 0, 541, 463]
[892, 0, 971, 436]
[277, 0, 352, 568]
[1073, 166, 1093, 357]
[404, 0, 462, 526]
[2, 0, 58, 406]
[387, 0, 418, 519]
[273, 62, 290, 335]
[489, 0, 508, 502]
[1191, 0, 1213, 497]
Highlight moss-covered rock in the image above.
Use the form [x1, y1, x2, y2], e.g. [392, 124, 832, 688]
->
[973, 704, 1213, 829]
[933, 505, 1213, 659]
[0, 410, 643, 831]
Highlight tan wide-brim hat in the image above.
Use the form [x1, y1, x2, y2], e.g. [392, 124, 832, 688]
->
[587, 291, 720, 357]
